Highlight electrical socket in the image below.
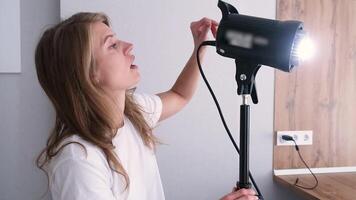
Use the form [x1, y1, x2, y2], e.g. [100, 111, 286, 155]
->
[276, 130, 313, 146]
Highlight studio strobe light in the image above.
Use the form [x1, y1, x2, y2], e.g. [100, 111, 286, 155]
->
[197, 1, 314, 199]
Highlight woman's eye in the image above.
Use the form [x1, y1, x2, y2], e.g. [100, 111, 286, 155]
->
[110, 43, 118, 49]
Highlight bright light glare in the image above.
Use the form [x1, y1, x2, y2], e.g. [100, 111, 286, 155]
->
[294, 37, 315, 61]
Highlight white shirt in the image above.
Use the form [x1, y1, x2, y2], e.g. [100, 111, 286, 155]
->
[47, 93, 165, 200]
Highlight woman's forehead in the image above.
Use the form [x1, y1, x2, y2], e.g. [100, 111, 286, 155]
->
[92, 22, 115, 46]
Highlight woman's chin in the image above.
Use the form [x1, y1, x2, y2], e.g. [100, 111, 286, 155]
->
[132, 76, 140, 88]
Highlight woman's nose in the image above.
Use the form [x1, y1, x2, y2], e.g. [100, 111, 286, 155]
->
[124, 42, 134, 55]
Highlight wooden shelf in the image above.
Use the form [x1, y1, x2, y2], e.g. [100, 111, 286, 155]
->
[274, 173, 356, 200]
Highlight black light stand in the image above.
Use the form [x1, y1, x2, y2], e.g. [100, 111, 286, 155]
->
[196, 40, 265, 199]
[234, 60, 261, 189]
[214, 1, 305, 191]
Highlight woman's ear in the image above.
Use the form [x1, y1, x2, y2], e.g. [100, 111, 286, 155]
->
[95, 77, 101, 85]
[90, 70, 101, 86]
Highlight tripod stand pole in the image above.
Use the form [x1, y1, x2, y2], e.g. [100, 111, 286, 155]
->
[237, 95, 252, 189]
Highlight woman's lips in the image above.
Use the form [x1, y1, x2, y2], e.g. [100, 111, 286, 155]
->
[130, 64, 138, 69]
[129, 54, 138, 69]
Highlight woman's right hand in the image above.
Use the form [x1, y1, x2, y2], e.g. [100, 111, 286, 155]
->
[219, 188, 259, 200]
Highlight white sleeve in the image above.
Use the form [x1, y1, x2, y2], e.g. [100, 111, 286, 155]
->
[133, 93, 163, 128]
[50, 158, 116, 200]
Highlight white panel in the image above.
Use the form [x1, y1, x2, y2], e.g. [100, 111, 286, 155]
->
[0, 0, 21, 73]
[274, 166, 356, 175]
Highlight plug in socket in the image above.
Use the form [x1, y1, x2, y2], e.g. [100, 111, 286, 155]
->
[276, 130, 313, 146]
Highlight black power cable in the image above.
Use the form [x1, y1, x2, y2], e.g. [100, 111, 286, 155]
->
[281, 135, 319, 190]
[196, 40, 264, 200]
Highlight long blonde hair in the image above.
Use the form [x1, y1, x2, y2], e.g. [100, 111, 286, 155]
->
[35, 12, 158, 197]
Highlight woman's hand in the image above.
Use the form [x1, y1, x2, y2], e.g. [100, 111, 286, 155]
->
[190, 17, 218, 57]
[156, 17, 218, 123]
[220, 188, 259, 200]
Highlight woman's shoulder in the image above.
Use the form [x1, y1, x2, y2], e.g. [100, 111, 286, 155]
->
[132, 92, 161, 108]
[46, 135, 115, 193]
[131, 92, 162, 127]
[47, 135, 110, 172]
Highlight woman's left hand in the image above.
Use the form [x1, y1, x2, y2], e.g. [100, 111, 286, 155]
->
[190, 17, 219, 56]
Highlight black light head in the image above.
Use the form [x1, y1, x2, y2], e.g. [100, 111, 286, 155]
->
[216, 0, 306, 72]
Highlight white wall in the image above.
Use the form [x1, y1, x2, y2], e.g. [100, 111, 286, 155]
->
[61, 1, 303, 199]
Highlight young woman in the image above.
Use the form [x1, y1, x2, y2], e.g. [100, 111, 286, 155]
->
[35, 12, 257, 200]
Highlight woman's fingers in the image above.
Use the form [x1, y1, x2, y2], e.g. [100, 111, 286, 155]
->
[220, 188, 258, 200]
[212, 19, 219, 25]
[190, 17, 220, 54]
[211, 22, 218, 38]
[190, 17, 219, 41]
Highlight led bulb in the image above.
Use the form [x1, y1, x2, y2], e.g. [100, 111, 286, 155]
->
[291, 31, 315, 65]
[295, 36, 315, 61]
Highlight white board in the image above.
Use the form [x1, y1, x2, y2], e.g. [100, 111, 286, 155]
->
[0, 0, 21, 73]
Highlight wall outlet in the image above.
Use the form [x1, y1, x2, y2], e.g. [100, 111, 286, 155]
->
[276, 130, 313, 146]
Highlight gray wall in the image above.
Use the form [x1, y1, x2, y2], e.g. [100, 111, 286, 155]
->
[0, 0, 303, 199]
[0, 0, 59, 199]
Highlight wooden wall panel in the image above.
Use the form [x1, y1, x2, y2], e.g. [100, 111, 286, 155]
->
[274, 0, 356, 169]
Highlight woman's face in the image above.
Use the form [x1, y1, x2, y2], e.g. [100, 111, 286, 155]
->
[91, 22, 140, 92]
